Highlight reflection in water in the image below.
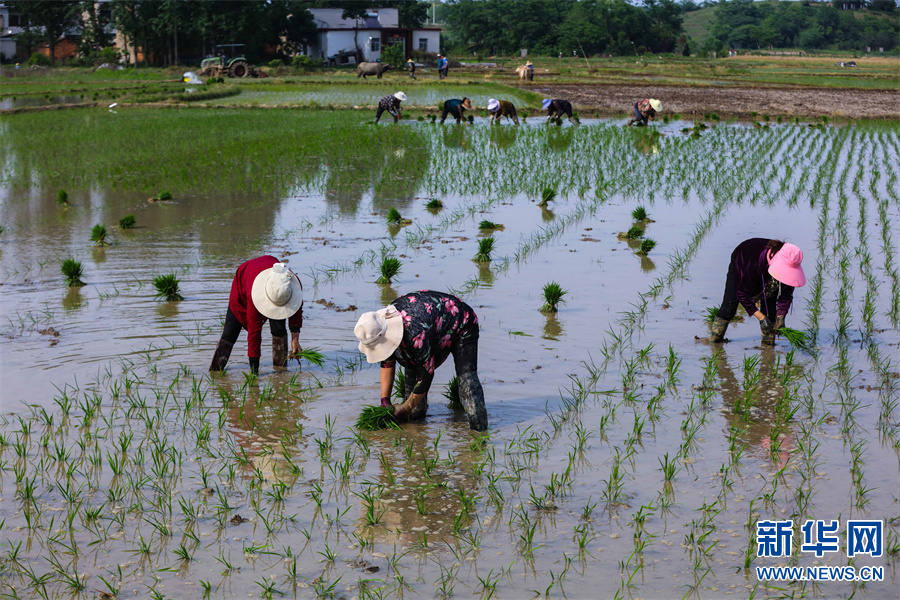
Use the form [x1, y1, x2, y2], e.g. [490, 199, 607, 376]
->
[542, 315, 564, 340]
[634, 129, 661, 155]
[155, 299, 181, 319]
[441, 126, 472, 151]
[380, 284, 399, 306]
[476, 262, 494, 287]
[62, 286, 87, 311]
[639, 255, 656, 272]
[489, 127, 518, 151]
[540, 207, 555, 222]
[546, 128, 575, 152]
[91, 246, 107, 264]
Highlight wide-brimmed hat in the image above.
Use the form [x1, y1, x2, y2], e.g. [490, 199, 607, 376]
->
[407, 58, 414, 62]
[542, 98, 552, 110]
[526, 61, 533, 66]
[768, 243, 806, 288]
[487, 98, 499, 112]
[355, 306, 404, 363]
[250, 263, 303, 320]
[394, 91, 407, 101]
[649, 99, 662, 111]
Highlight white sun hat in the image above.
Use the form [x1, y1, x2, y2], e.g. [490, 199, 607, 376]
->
[487, 98, 499, 112]
[649, 99, 662, 111]
[355, 306, 404, 363]
[394, 91, 407, 101]
[250, 263, 303, 320]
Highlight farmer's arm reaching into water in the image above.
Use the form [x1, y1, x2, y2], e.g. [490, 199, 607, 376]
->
[380, 361, 396, 401]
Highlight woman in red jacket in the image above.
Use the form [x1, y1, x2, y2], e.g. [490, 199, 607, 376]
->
[210, 256, 303, 373]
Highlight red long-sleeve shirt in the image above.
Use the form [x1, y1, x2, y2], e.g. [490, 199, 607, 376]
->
[228, 255, 303, 358]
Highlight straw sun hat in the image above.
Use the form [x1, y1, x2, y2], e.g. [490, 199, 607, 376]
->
[250, 263, 303, 320]
[649, 99, 662, 111]
[768, 243, 806, 288]
[355, 306, 404, 363]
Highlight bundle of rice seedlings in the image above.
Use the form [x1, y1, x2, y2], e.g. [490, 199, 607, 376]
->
[57, 190, 70, 206]
[478, 220, 504, 231]
[704, 306, 719, 325]
[61, 258, 85, 287]
[473, 236, 495, 262]
[153, 273, 184, 301]
[538, 186, 556, 207]
[631, 206, 648, 221]
[444, 376, 462, 409]
[539, 281, 568, 313]
[777, 327, 814, 352]
[90, 224, 108, 247]
[393, 368, 406, 402]
[376, 256, 401, 284]
[356, 406, 400, 431]
[288, 348, 326, 366]
[636, 238, 656, 255]
[158, 191, 173, 201]
[619, 225, 644, 240]
[119, 214, 137, 229]
[386, 207, 412, 225]
[425, 199, 443, 210]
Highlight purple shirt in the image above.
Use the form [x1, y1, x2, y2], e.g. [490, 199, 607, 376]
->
[730, 238, 794, 317]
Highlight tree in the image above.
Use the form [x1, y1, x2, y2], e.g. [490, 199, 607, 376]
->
[6, 0, 81, 66]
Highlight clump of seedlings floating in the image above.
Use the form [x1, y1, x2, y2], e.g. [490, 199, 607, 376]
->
[425, 198, 443, 211]
[538, 186, 556, 208]
[539, 281, 568, 313]
[149, 190, 173, 202]
[356, 405, 400, 430]
[386, 207, 412, 226]
[57, 189, 70, 206]
[119, 214, 137, 229]
[478, 219, 504, 231]
[473, 236, 495, 262]
[618, 225, 644, 240]
[153, 273, 183, 301]
[376, 255, 401, 284]
[631, 206, 652, 222]
[90, 224, 109, 247]
[61, 257, 85, 286]
[636, 238, 656, 255]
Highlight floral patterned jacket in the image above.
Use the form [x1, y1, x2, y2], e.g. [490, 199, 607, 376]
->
[381, 291, 479, 394]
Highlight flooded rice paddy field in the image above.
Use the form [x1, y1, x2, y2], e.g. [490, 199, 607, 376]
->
[1, 109, 898, 599]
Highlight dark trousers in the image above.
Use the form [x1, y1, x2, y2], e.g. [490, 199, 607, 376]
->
[716, 266, 778, 321]
[634, 102, 648, 125]
[403, 333, 481, 419]
[374, 106, 397, 123]
[440, 105, 462, 124]
[221, 308, 285, 344]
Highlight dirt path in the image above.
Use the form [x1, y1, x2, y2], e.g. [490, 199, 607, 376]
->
[539, 84, 900, 119]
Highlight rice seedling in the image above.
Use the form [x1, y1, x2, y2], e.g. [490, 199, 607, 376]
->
[443, 376, 461, 409]
[61, 258, 86, 287]
[777, 327, 813, 352]
[621, 226, 644, 240]
[425, 199, 443, 210]
[288, 348, 326, 366]
[152, 273, 184, 301]
[631, 206, 648, 221]
[375, 256, 401, 284]
[119, 214, 136, 229]
[704, 306, 719, 324]
[90, 224, 108, 247]
[356, 406, 400, 431]
[386, 207, 412, 225]
[473, 236, 495, 262]
[158, 191, 173, 201]
[635, 239, 656, 256]
[57, 190, 70, 206]
[538, 281, 568, 313]
[538, 186, 556, 207]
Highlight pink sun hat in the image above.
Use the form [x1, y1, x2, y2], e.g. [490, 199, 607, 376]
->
[768, 243, 806, 287]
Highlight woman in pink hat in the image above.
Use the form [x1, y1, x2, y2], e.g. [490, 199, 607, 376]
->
[709, 239, 806, 345]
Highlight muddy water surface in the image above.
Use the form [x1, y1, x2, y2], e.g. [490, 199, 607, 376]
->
[1, 110, 898, 599]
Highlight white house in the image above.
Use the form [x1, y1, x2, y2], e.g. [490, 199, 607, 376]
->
[306, 7, 440, 64]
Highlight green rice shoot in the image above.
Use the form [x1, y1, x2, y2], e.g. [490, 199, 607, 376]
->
[356, 406, 400, 431]
[538, 186, 556, 207]
[425, 199, 443, 210]
[288, 348, 326, 367]
[90, 224, 108, 246]
[57, 190, 69, 206]
[631, 206, 648, 221]
[153, 273, 184, 301]
[624, 225, 644, 240]
[444, 376, 462, 410]
[393, 368, 406, 402]
[539, 281, 568, 313]
[61, 258, 85, 287]
[636, 238, 657, 255]
[478, 220, 504, 230]
[704, 306, 719, 325]
[473, 236, 495, 262]
[376, 256, 401, 284]
[158, 190, 173, 201]
[777, 327, 814, 352]
[387, 207, 412, 226]
[119, 214, 137, 229]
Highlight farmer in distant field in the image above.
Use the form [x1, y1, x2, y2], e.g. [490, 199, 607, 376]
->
[438, 54, 449, 79]
[709, 239, 806, 345]
[543, 98, 578, 124]
[440, 97, 472, 124]
[210, 256, 304, 374]
[487, 98, 519, 125]
[627, 98, 662, 126]
[354, 291, 488, 431]
[526, 60, 534, 80]
[375, 91, 406, 123]
[407, 58, 417, 80]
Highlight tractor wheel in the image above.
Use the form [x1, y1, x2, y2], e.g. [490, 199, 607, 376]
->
[230, 61, 249, 78]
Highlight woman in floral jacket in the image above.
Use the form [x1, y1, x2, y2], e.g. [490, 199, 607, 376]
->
[354, 291, 488, 431]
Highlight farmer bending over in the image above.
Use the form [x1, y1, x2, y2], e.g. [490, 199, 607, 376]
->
[488, 99, 519, 125]
[354, 291, 488, 431]
[375, 92, 406, 124]
[544, 98, 578, 124]
[440, 97, 472, 124]
[627, 98, 661, 126]
[709, 239, 806, 345]
[210, 256, 304, 374]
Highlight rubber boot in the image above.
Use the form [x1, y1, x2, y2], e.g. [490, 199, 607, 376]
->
[404, 368, 429, 421]
[709, 317, 729, 343]
[761, 328, 776, 346]
[209, 338, 234, 372]
[458, 372, 488, 431]
[272, 335, 288, 368]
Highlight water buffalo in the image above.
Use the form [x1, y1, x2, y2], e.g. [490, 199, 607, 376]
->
[357, 62, 394, 79]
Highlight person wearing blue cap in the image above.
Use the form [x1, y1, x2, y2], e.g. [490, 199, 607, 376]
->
[544, 99, 578, 124]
